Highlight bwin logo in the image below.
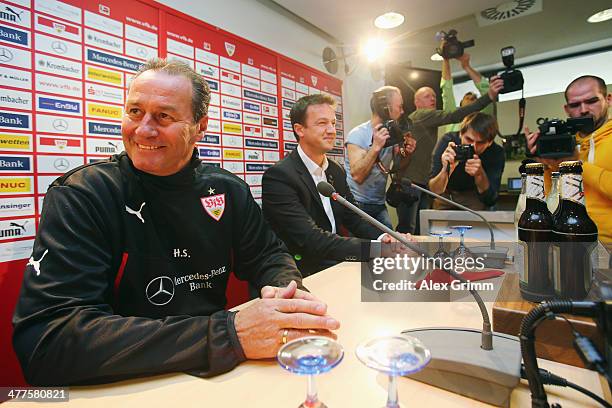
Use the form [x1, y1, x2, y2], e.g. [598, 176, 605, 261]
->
[0, 6, 23, 23]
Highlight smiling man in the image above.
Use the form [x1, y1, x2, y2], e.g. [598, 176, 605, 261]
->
[13, 59, 340, 386]
[262, 94, 405, 277]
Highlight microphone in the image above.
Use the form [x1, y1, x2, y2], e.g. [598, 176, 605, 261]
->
[317, 181, 521, 406]
[400, 177, 497, 250]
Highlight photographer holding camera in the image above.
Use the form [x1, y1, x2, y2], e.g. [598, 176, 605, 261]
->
[344, 86, 416, 228]
[395, 73, 503, 234]
[429, 112, 505, 209]
[525, 75, 612, 242]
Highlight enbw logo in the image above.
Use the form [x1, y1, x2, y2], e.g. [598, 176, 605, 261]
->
[39, 96, 80, 113]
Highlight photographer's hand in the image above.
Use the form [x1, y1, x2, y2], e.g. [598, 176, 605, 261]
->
[488, 76, 504, 101]
[464, 154, 483, 177]
[372, 124, 390, 152]
[524, 126, 577, 170]
[402, 135, 416, 156]
[466, 155, 490, 193]
[442, 142, 458, 174]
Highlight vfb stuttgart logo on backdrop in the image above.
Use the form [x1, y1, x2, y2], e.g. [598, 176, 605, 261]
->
[224, 42, 235, 57]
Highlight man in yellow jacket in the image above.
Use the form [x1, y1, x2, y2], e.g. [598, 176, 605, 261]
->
[526, 75, 611, 243]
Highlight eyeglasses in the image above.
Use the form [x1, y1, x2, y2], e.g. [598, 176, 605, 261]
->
[566, 96, 601, 109]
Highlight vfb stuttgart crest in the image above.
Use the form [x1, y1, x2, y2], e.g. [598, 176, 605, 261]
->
[311, 75, 318, 86]
[225, 42, 236, 57]
[201, 193, 226, 221]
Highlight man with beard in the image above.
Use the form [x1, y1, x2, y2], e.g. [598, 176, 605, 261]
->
[526, 75, 612, 242]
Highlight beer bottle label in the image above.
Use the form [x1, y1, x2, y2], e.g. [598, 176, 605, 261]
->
[526, 175, 545, 201]
[560, 174, 585, 205]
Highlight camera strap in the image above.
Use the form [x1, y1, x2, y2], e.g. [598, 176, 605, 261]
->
[515, 90, 526, 137]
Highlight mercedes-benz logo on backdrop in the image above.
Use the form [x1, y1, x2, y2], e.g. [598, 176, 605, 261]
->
[145, 276, 175, 306]
[53, 158, 69, 171]
[0, 47, 14, 62]
[136, 46, 148, 58]
[52, 119, 69, 131]
[51, 41, 68, 54]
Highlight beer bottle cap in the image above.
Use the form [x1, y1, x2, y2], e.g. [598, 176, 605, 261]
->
[525, 162, 545, 175]
[558, 160, 583, 174]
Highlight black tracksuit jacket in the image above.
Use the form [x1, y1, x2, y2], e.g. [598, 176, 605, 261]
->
[12, 151, 301, 385]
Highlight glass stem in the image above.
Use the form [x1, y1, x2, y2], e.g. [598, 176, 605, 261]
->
[305, 374, 319, 405]
[460, 231, 465, 247]
[386, 375, 399, 408]
[438, 236, 443, 251]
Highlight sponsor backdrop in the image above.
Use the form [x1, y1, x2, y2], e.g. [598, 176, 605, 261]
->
[0, 0, 345, 264]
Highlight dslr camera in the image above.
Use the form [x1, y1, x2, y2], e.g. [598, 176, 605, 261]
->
[380, 116, 413, 148]
[498, 46, 524, 94]
[435, 29, 474, 59]
[453, 144, 475, 161]
[535, 116, 594, 159]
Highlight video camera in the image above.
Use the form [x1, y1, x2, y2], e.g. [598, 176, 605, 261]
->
[535, 116, 595, 159]
[498, 46, 524, 94]
[435, 29, 474, 59]
[380, 117, 413, 148]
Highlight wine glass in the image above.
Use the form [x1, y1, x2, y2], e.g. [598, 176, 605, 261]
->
[430, 230, 452, 260]
[277, 336, 344, 408]
[356, 335, 431, 408]
[451, 225, 474, 261]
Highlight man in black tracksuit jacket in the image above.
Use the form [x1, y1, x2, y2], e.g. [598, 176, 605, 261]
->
[12, 59, 339, 386]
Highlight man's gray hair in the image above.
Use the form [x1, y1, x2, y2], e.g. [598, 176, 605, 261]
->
[131, 58, 210, 122]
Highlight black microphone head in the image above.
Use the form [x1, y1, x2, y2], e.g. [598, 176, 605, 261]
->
[317, 181, 336, 197]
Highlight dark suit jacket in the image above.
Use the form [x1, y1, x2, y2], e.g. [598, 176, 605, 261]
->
[262, 149, 381, 277]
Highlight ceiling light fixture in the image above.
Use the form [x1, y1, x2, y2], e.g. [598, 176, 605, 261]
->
[374, 12, 405, 29]
[587, 8, 612, 23]
[362, 38, 388, 62]
[430, 53, 443, 61]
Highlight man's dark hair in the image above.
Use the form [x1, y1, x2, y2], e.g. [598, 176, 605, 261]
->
[290, 94, 337, 139]
[369, 86, 400, 116]
[564, 75, 607, 102]
[130, 58, 211, 122]
[459, 112, 498, 142]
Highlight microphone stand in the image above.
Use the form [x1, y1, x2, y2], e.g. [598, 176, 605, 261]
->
[401, 178, 496, 250]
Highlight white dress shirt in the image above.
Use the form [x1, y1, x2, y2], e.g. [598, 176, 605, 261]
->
[297, 145, 336, 233]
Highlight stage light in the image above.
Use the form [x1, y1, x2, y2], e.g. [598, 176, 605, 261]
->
[362, 37, 387, 62]
[587, 8, 612, 23]
[374, 12, 405, 29]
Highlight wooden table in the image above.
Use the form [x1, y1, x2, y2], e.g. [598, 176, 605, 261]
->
[8, 263, 609, 407]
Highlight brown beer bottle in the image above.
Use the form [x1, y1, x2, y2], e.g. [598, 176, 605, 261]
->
[552, 160, 598, 300]
[518, 163, 555, 301]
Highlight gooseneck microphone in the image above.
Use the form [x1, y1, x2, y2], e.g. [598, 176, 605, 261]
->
[400, 178, 496, 250]
[317, 181, 521, 406]
[316, 181, 427, 256]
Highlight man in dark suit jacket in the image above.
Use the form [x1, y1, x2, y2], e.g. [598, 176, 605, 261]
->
[263, 94, 399, 277]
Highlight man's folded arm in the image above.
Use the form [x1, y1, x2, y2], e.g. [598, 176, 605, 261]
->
[12, 186, 245, 386]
